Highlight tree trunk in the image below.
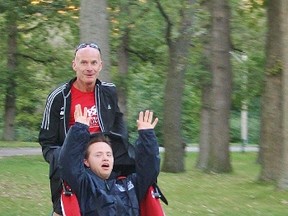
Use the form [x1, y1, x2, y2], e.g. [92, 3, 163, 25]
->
[196, 85, 212, 169]
[207, 0, 232, 173]
[161, 0, 194, 173]
[258, 0, 283, 182]
[196, 0, 212, 170]
[116, 3, 130, 120]
[277, 0, 288, 190]
[3, 11, 17, 141]
[117, 30, 129, 121]
[162, 43, 186, 173]
[80, 0, 111, 81]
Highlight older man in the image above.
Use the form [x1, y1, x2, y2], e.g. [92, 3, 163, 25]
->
[39, 43, 131, 215]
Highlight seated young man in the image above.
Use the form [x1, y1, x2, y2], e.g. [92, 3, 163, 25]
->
[59, 104, 160, 215]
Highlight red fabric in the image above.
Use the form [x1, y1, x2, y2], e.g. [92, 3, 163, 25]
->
[60, 189, 81, 216]
[61, 181, 165, 216]
[69, 85, 101, 133]
[140, 186, 165, 216]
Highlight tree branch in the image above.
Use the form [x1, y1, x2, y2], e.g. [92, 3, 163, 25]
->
[154, 0, 173, 45]
[126, 48, 149, 62]
[17, 52, 57, 64]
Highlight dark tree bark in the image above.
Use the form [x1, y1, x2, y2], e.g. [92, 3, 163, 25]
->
[207, 0, 232, 173]
[116, 2, 131, 120]
[80, 0, 111, 81]
[197, 85, 212, 169]
[3, 11, 17, 141]
[258, 0, 283, 182]
[159, 0, 195, 173]
[196, 0, 212, 170]
[277, 0, 288, 189]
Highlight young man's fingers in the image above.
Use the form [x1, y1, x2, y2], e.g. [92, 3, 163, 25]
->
[143, 110, 149, 122]
[138, 111, 144, 122]
[147, 111, 153, 123]
[83, 107, 88, 117]
[151, 117, 158, 128]
[74, 104, 81, 118]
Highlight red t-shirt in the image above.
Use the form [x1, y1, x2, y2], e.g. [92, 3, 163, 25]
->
[69, 85, 101, 133]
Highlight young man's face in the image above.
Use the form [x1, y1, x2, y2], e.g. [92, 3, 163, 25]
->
[84, 142, 114, 180]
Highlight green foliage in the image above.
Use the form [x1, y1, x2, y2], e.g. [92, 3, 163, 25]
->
[230, 0, 266, 108]
[230, 100, 260, 145]
[0, 0, 267, 145]
[125, 62, 165, 143]
[182, 75, 202, 144]
[0, 0, 79, 140]
[266, 59, 283, 76]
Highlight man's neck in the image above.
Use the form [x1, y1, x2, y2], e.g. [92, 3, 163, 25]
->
[73, 80, 95, 92]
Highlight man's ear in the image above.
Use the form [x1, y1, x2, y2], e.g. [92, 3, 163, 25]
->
[72, 60, 75, 70]
[84, 159, 90, 167]
[99, 61, 103, 72]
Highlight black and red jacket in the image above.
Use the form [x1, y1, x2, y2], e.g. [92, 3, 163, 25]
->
[38, 77, 128, 177]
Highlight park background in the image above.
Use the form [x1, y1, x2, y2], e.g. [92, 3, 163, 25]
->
[1, 0, 288, 215]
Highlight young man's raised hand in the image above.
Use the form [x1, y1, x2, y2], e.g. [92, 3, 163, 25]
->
[74, 104, 91, 126]
[137, 110, 158, 130]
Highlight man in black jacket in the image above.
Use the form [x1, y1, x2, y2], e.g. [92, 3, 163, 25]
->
[39, 43, 132, 216]
[59, 106, 159, 216]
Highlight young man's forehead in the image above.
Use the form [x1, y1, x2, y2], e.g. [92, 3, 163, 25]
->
[90, 142, 112, 150]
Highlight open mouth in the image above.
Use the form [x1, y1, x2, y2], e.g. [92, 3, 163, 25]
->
[102, 163, 109, 168]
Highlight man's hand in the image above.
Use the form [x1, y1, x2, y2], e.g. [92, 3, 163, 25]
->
[74, 104, 90, 126]
[137, 110, 158, 130]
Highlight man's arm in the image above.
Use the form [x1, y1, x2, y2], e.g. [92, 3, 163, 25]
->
[59, 105, 90, 192]
[107, 87, 129, 141]
[134, 111, 160, 201]
[38, 88, 64, 163]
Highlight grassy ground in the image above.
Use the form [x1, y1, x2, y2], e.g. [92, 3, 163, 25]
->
[0, 152, 288, 216]
[0, 141, 39, 148]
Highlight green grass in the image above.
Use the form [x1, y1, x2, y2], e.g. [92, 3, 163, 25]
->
[0, 156, 50, 216]
[0, 141, 39, 148]
[0, 153, 288, 216]
[160, 153, 288, 216]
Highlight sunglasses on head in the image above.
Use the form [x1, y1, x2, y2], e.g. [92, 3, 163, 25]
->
[75, 43, 101, 55]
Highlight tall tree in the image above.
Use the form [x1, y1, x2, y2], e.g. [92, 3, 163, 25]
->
[197, 83, 212, 169]
[196, 0, 213, 169]
[113, 0, 131, 119]
[157, 0, 195, 173]
[207, 0, 232, 173]
[80, 0, 111, 81]
[277, 0, 288, 190]
[258, 0, 283, 181]
[0, 1, 78, 141]
[3, 8, 18, 141]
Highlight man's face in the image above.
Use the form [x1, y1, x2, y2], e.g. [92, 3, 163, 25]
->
[84, 142, 114, 180]
[72, 47, 103, 86]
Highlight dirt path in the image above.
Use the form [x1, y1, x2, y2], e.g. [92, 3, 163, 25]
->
[0, 147, 42, 157]
[0, 145, 258, 157]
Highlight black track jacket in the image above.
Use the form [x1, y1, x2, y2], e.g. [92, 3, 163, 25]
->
[38, 77, 128, 178]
